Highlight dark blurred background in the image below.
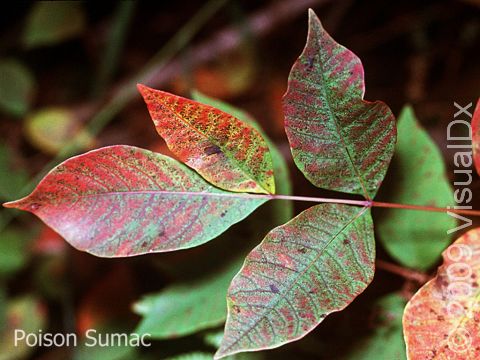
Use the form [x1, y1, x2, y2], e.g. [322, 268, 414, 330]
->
[0, 1, 478, 359]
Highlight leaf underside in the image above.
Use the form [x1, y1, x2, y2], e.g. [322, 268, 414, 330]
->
[283, 10, 396, 199]
[216, 203, 375, 359]
[472, 99, 480, 176]
[377, 106, 456, 270]
[138, 85, 275, 194]
[4, 146, 265, 257]
[403, 228, 480, 359]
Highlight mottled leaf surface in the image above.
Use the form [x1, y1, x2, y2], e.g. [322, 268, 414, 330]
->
[342, 294, 407, 360]
[377, 106, 456, 270]
[283, 10, 396, 199]
[3, 146, 265, 257]
[472, 99, 480, 176]
[204, 330, 264, 360]
[138, 85, 275, 194]
[192, 91, 293, 222]
[216, 204, 375, 358]
[403, 228, 480, 359]
[134, 259, 242, 338]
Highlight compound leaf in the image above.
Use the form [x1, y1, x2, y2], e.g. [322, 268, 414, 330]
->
[3, 146, 265, 257]
[216, 204, 375, 358]
[138, 85, 275, 194]
[403, 227, 480, 359]
[377, 106, 456, 270]
[283, 10, 396, 199]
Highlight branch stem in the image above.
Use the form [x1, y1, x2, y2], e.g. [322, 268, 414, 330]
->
[376, 259, 429, 284]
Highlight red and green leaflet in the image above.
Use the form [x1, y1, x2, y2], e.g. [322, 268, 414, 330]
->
[138, 85, 275, 195]
[216, 204, 375, 358]
[472, 99, 480, 176]
[377, 106, 456, 271]
[4, 146, 265, 257]
[283, 10, 396, 200]
[403, 228, 480, 359]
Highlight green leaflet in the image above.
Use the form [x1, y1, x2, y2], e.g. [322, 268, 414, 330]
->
[23, 2, 86, 48]
[283, 10, 396, 199]
[134, 259, 243, 338]
[376, 106, 456, 270]
[341, 294, 407, 360]
[0, 60, 35, 117]
[166, 354, 213, 360]
[216, 204, 375, 358]
[0, 229, 31, 278]
[192, 91, 293, 223]
[0, 144, 29, 200]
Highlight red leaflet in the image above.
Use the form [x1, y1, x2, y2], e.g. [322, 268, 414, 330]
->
[403, 228, 480, 359]
[4, 146, 265, 257]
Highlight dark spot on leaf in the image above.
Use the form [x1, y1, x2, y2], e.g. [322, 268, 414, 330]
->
[141, 241, 148, 248]
[220, 211, 226, 218]
[307, 56, 315, 70]
[204, 145, 222, 156]
[343, 239, 350, 245]
[269, 284, 280, 294]
[437, 315, 444, 321]
[298, 247, 307, 253]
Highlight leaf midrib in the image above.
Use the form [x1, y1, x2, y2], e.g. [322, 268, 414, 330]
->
[314, 31, 370, 199]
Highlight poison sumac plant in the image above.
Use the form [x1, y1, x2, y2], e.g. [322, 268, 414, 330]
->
[4, 10, 480, 359]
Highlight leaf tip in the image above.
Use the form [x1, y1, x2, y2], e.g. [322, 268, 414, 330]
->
[213, 347, 233, 360]
[136, 83, 152, 97]
[3, 199, 23, 211]
[2, 200, 17, 209]
[2, 195, 39, 213]
[307, 8, 321, 26]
